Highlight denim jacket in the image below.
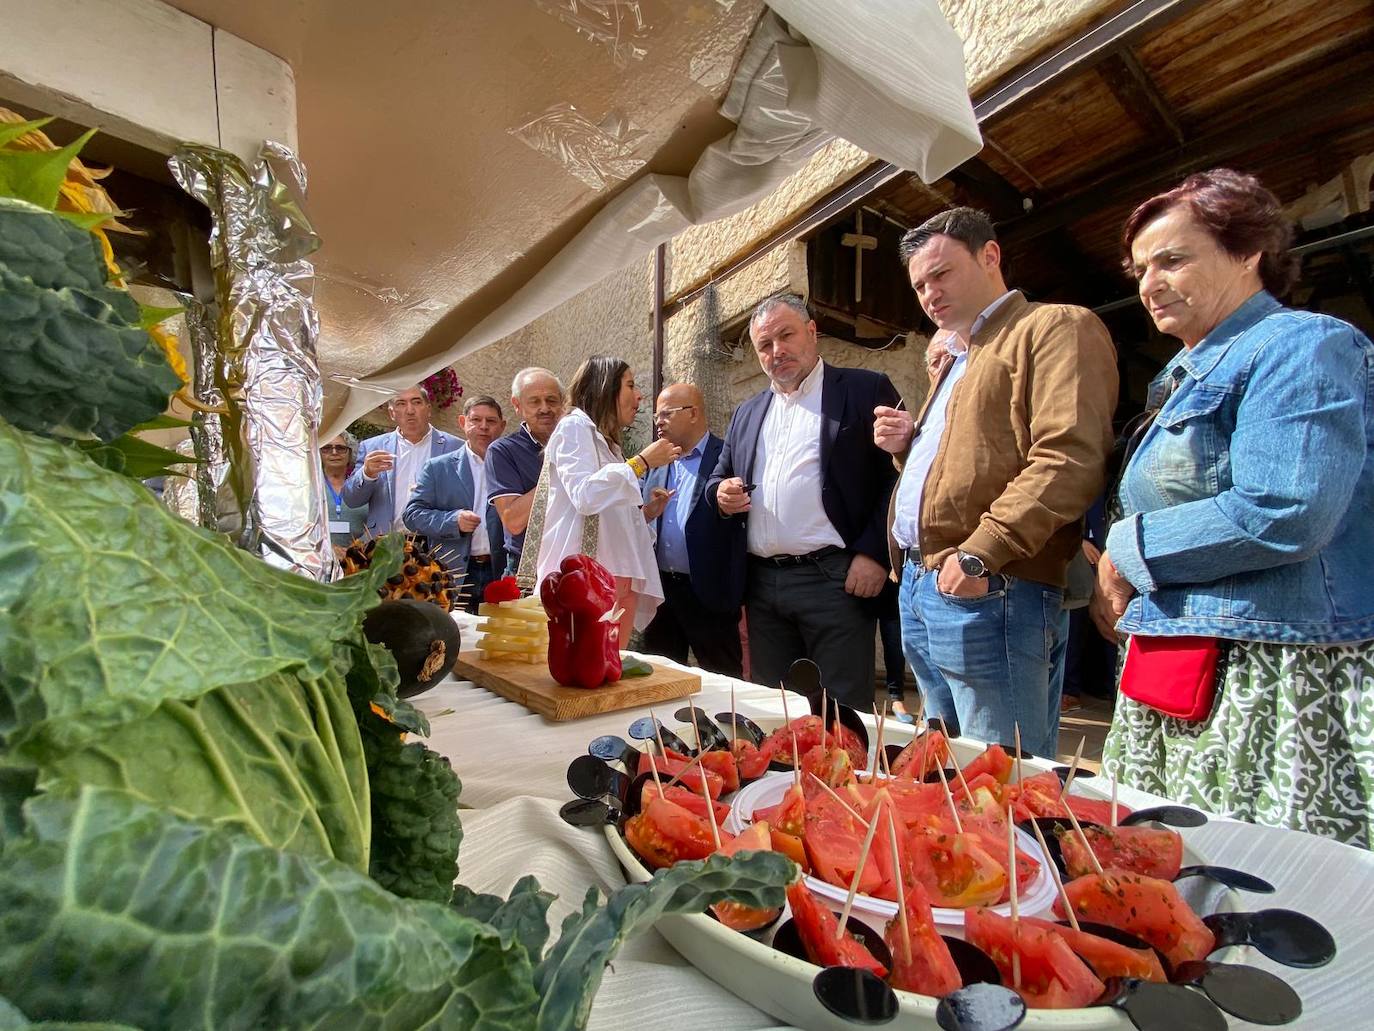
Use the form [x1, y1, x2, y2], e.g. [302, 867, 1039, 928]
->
[1107, 291, 1374, 644]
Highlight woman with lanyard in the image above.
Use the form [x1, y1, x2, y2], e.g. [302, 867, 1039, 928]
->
[320, 431, 369, 551]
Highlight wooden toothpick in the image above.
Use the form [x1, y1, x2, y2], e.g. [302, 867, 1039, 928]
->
[933, 758, 963, 834]
[1058, 736, 1086, 801]
[1063, 803, 1105, 877]
[648, 708, 668, 792]
[1013, 723, 1025, 787]
[886, 806, 912, 964]
[1028, 815, 1080, 932]
[836, 805, 883, 940]
[1007, 804, 1021, 990]
[699, 752, 722, 850]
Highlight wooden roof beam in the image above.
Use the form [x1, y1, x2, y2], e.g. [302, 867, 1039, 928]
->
[998, 65, 1374, 247]
[1098, 46, 1185, 147]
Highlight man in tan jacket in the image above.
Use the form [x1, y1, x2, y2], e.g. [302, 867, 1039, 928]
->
[873, 208, 1117, 757]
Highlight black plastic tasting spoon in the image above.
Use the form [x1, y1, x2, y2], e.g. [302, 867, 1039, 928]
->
[1171, 960, 1303, 1025]
[566, 754, 629, 801]
[588, 734, 640, 767]
[1204, 909, 1336, 968]
[558, 796, 619, 828]
[935, 983, 1027, 1031]
[812, 967, 898, 1025]
[713, 711, 767, 745]
[1175, 864, 1275, 894]
[626, 715, 695, 756]
[1121, 804, 1208, 828]
[1095, 977, 1227, 1031]
[787, 657, 823, 697]
[673, 706, 730, 752]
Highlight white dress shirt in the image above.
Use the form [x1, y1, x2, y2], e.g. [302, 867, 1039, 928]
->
[391, 428, 433, 531]
[535, 407, 664, 631]
[892, 291, 1016, 551]
[747, 358, 846, 558]
[467, 448, 490, 556]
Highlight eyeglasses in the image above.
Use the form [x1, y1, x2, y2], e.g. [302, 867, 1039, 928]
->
[320, 444, 350, 453]
[654, 405, 695, 419]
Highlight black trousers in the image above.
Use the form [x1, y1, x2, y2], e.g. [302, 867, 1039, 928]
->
[462, 555, 499, 614]
[744, 550, 876, 709]
[641, 570, 744, 679]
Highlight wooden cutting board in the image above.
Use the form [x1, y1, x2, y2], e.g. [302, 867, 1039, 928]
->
[452, 650, 701, 721]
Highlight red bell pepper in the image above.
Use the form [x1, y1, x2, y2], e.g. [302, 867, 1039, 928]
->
[538, 554, 622, 689]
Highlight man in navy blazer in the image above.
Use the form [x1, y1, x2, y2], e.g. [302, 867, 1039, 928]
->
[404, 395, 508, 611]
[706, 293, 900, 708]
[344, 385, 463, 541]
[641, 383, 746, 677]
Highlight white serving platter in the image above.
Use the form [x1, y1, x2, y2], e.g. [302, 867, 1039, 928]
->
[604, 726, 1236, 1031]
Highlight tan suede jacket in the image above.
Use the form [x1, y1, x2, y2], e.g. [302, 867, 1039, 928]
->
[886, 291, 1118, 588]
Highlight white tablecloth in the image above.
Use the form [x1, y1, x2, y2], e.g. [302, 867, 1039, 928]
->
[415, 613, 1374, 1030]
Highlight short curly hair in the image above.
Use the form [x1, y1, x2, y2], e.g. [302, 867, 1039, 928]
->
[1122, 168, 1297, 296]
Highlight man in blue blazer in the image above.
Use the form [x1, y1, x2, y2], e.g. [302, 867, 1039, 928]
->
[706, 293, 900, 709]
[403, 395, 508, 611]
[344, 385, 463, 541]
[641, 383, 746, 677]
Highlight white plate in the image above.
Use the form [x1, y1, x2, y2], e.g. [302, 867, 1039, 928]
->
[605, 727, 1236, 1030]
[727, 770, 1058, 927]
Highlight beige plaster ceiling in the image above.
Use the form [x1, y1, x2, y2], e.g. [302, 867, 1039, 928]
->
[160, 0, 764, 388]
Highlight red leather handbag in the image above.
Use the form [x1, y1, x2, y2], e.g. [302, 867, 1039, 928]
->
[1119, 635, 1225, 721]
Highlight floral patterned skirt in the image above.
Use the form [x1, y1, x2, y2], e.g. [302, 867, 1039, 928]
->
[1103, 638, 1374, 849]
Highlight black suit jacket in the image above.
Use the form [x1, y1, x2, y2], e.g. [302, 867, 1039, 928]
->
[705, 363, 901, 566]
[645, 433, 746, 612]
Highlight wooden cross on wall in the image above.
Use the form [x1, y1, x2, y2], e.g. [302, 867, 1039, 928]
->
[841, 209, 878, 303]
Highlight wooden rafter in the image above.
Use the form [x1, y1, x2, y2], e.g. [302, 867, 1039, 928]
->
[1098, 46, 1185, 146]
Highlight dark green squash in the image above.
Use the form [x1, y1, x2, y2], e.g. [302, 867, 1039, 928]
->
[362, 599, 461, 697]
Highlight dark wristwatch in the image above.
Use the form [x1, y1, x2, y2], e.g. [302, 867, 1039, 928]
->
[956, 550, 989, 578]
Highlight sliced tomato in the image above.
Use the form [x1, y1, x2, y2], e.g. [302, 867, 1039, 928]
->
[770, 826, 810, 872]
[1008, 770, 1068, 820]
[824, 719, 870, 772]
[869, 777, 948, 828]
[731, 738, 770, 781]
[1060, 824, 1182, 881]
[622, 797, 729, 870]
[1021, 916, 1167, 983]
[758, 715, 824, 765]
[884, 880, 962, 997]
[785, 880, 888, 977]
[638, 752, 725, 799]
[961, 743, 1014, 785]
[804, 792, 885, 897]
[697, 748, 740, 794]
[712, 823, 783, 931]
[1055, 872, 1215, 969]
[752, 781, 806, 836]
[800, 742, 856, 791]
[639, 780, 730, 828]
[890, 729, 949, 779]
[1064, 795, 1133, 826]
[903, 826, 1007, 909]
[959, 810, 1040, 902]
[965, 907, 1104, 1009]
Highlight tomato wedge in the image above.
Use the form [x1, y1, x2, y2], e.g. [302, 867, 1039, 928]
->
[805, 792, 885, 897]
[731, 738, 770, 781]
[958, 810, 1040, 902]
[965, 907, 1105, 1009]
[752, 781, 806, 836]
[638, 780, 730, 828]
[712, 823, 783, 932]
[639, 752, 725, 799]
[1060, 824, 1183, 881]
[903, 825, 1007, 909]
[1021, 916, 1167, 983]
[890, 729, 949, 779]
[884, 880, 962, 997]
[770, 826, 810, 872]
[1064, 795, 1133, 826]
[785, 880, 888, 977]
[697, 748, 740, 794]
[622, 797, 729, 869]
[800, 742, 856, 790]
[961, 744, 1014, 785]
[758, 715, 824, 765]
[1054, 872, 1216, 970]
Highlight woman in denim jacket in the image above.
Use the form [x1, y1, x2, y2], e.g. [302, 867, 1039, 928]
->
[1094, 169, 1374, 848]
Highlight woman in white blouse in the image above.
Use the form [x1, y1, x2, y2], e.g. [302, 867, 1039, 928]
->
[535, 356, 679, 640]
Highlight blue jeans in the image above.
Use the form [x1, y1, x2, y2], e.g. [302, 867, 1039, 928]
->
[899, 559, 1068, 758]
